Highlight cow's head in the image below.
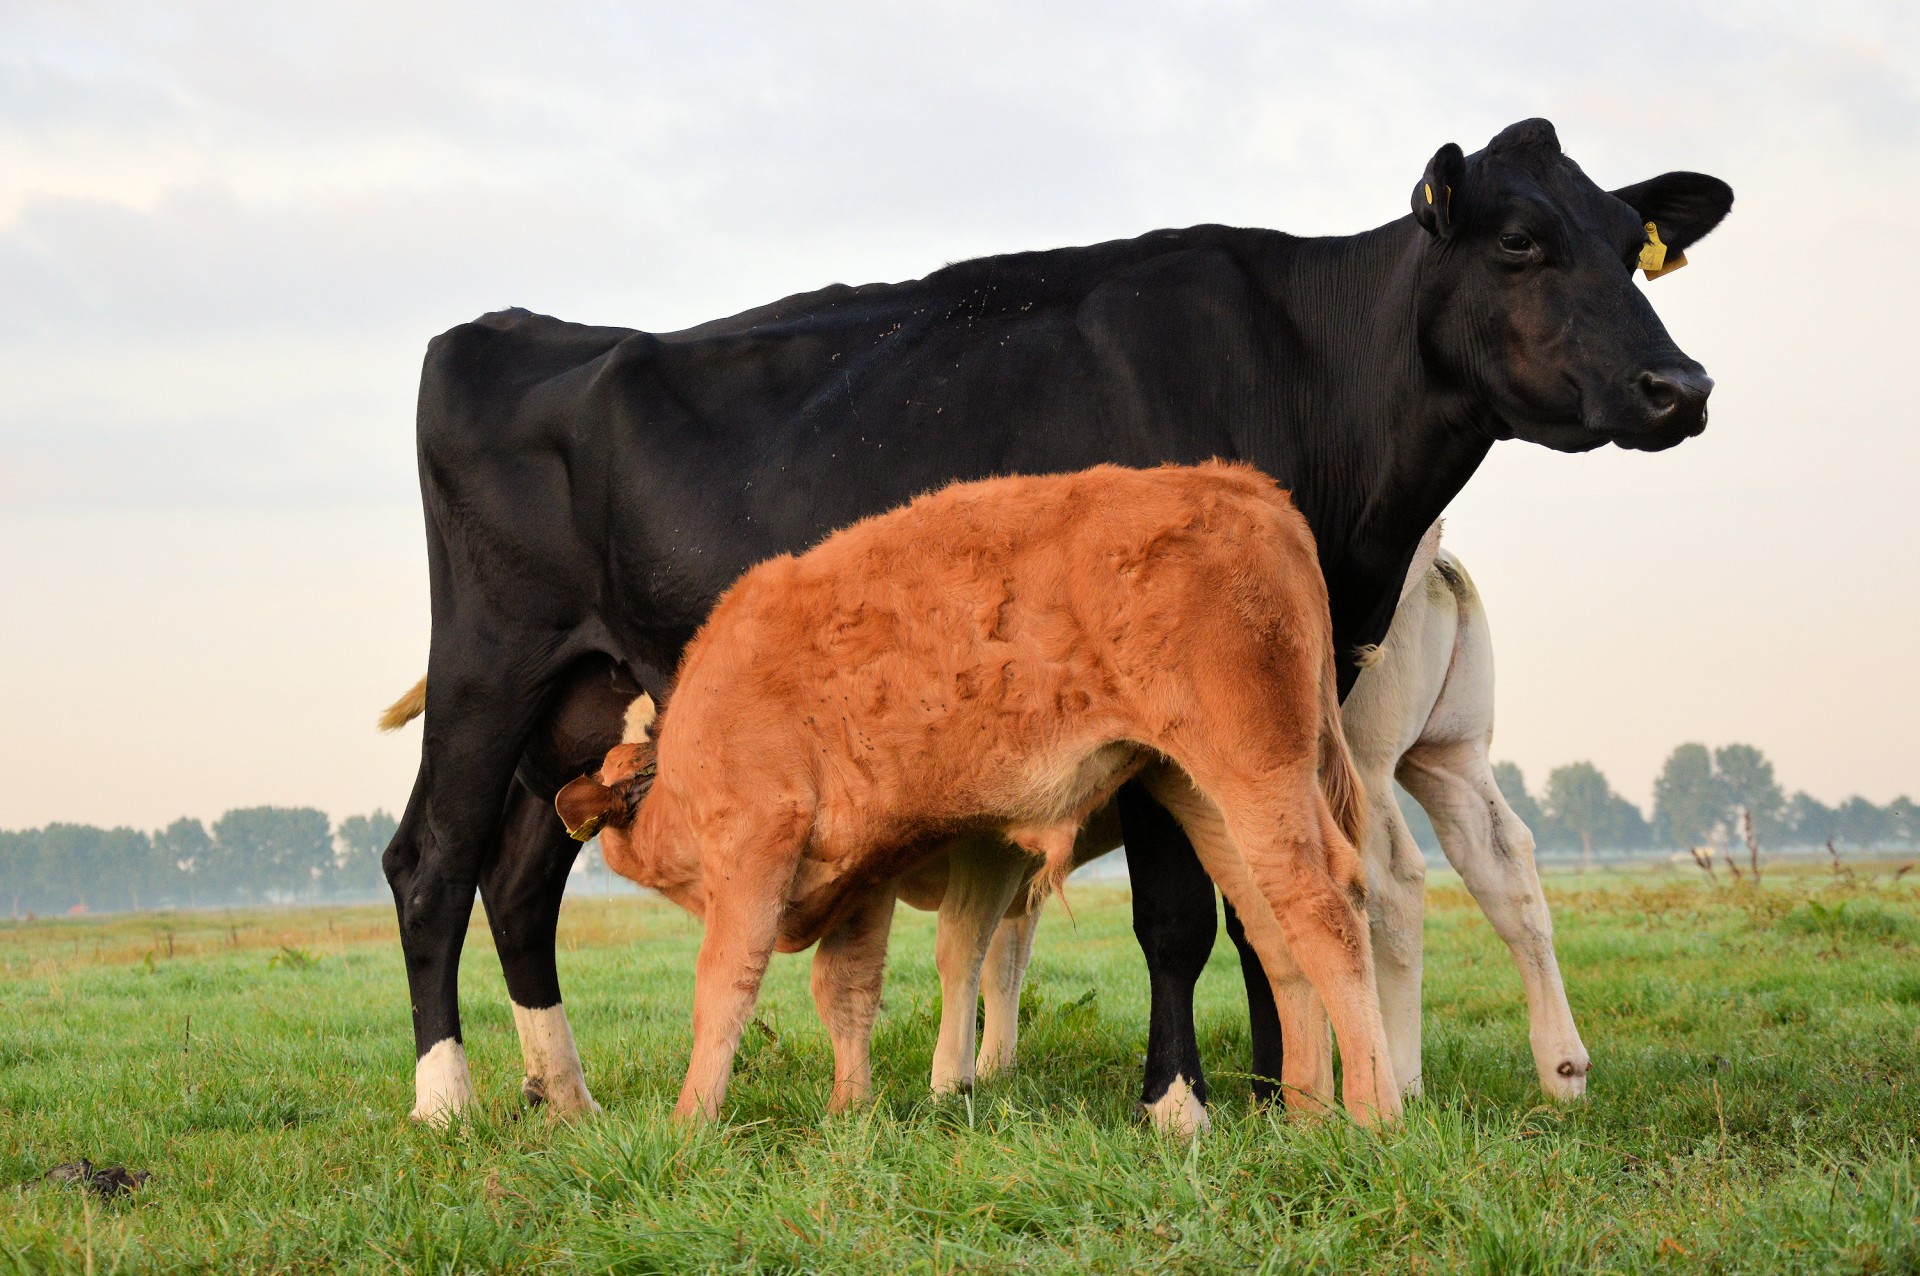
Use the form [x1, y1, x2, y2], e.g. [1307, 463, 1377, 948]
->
[1411, 118, 1732, 452]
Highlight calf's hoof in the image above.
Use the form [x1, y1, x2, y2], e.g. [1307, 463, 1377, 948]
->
[1540, 1053, 1591, 1102]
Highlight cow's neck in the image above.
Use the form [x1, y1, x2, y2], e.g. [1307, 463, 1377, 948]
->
[1236, 220, 1495, 686]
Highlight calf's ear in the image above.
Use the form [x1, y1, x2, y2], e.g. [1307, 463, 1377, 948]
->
[1412, 142, 1466, 237]
[1611, 172, 1734, 257]
[556, 775, 620, 842]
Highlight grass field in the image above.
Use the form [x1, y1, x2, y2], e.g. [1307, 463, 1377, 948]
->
[4, 867, 1920, 1273]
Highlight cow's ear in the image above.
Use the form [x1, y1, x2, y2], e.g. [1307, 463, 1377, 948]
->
[1412, 143, 1466, 237]
[1611, 172, 1733, 256]
[556, 775, 620, 842]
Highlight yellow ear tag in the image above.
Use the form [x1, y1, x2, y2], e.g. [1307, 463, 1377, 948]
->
[1639, 221, 1688, 280]
[1424, 183, 1434, 205]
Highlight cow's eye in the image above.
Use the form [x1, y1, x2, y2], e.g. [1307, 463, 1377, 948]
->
[1498, 232, 1535, 255]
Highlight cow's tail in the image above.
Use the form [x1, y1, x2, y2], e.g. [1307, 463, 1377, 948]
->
[378, 676, 428, 732]
[1318, 649, 1366, 855]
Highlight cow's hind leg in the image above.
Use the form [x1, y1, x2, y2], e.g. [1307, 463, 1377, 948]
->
[1120, 782, 1216, 1136]
[930, 839, 1028, 1095]
[977, 904, 1040, 1079]
[384, 665, 557, 1124]
[480, 782, 598, 1119]
[811, 886, 898, 1113]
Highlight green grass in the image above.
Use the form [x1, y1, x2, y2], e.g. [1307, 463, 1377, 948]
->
[4, 869, 1919, 1273]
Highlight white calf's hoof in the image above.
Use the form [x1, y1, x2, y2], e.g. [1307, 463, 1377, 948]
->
[1141, 1074, 1210, 1137]
[410, 1038, 475, 1126]
[1541, 1053, 1591, 1102]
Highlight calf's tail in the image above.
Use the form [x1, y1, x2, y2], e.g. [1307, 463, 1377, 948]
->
[1319, 649, 1367, 854]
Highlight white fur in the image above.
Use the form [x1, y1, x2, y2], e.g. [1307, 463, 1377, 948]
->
[1142, 1074, 1209, 1136]
[410, 1037, 475, 1126]
[1344, 546, 1589, 1100]
[623, 693, 657, 744]
[510, 1001, 601, 1118]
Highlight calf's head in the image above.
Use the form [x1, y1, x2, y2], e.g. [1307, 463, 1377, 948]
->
[556, 743, 656, 844]
[1411, 118, 1732, 452]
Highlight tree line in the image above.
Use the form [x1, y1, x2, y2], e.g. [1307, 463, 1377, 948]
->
[1400, 742, 1915, 865]
[4, 740, 1913, 916]
[1, 807, 399, 917]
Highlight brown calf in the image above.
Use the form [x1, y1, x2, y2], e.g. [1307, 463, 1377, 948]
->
[556, 461, 1401, 1126]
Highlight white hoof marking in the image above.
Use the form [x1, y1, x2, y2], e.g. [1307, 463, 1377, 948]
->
[510, 1001, 599, 1118]
[1142, 1074, 1209, 1137]
[410, 1037, 474, 1126]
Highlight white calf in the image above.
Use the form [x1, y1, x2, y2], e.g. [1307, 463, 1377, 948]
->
[921, 528, 1590, 1110]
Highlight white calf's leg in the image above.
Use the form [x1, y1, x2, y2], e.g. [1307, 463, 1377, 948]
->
[811, 887, 898, 1112]
[1361, 786, 1428, 1099]
[931, 839, 1027, 1094]
[510, 1002, 599, 1118]
[976, 905, 1040, 1078]
[411, 1038, 475, 1126]
[1399, 740, 1590, 1099]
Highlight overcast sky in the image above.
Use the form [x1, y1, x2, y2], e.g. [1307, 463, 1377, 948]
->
[2, 1, 1915, 831]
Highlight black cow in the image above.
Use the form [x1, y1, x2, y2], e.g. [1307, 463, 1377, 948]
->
[383, 118, 1731, 1124]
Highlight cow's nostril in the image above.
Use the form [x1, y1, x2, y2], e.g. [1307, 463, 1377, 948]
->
[1636, 367, 1713, 413]
[1637, 371, 1679, 412]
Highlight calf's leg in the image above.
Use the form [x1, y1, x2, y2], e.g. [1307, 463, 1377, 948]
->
[1399, 740, 1590, 1099]
[1357, 782, 1429, 1099]
[977, 905, 1040, 1078]
[676, 818, 807, 1123]
[811, 886, 899, 1112]
[930, 839, 1028, 1095]
[1147, 775, 1333, 1116]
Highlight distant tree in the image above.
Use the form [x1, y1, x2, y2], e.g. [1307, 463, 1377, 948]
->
[1546, 762, 1621, 871]
[333, 810, 398, 899]
[1714, 744, 1786, 843]
[1886, 797, 1918, 847]
[1784, 792, 1837, 848]
[212, 807, 334, 903]
[1653, 743, 1720, 848]
[1492, 762, 1547, 835]
[0, 829, 29, 917]
[1835, 796, 1888, 849]
[154, 817, 214, 907]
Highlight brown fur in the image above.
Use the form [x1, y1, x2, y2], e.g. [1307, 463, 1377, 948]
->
[378, 676, 427, 732]
[562, 462, 1399, 1125]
